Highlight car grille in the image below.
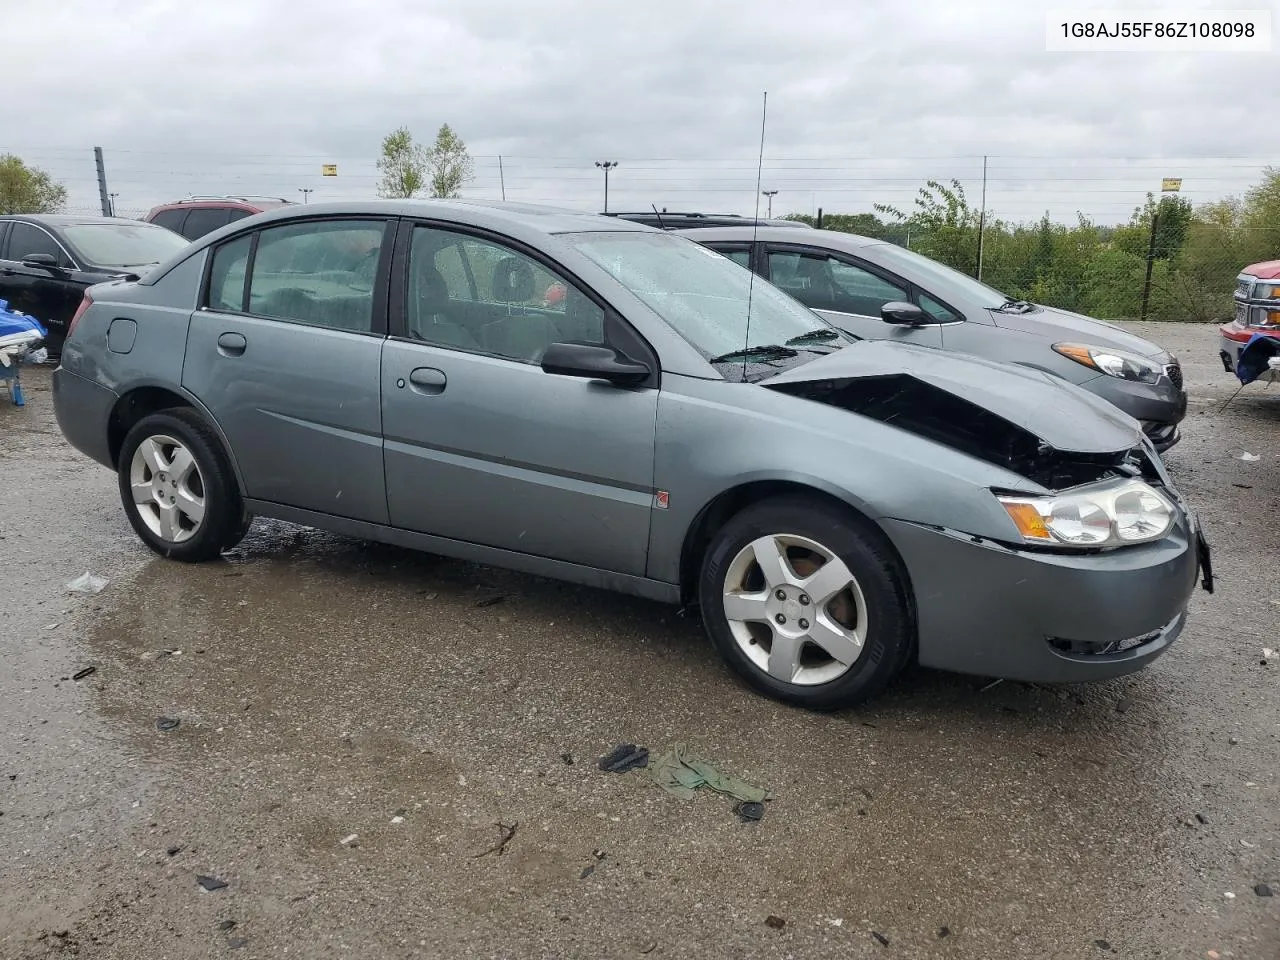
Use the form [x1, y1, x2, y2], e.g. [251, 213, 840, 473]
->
[1236, 275, 1255, 300]
[1165, 361, 1183, 390]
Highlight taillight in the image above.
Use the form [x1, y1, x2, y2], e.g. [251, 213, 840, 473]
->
[68, 293, 92, 338]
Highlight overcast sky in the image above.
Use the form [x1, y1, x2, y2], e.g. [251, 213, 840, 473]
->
[4, 0, 1277, 223]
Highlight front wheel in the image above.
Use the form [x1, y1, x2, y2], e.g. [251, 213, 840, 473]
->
[117, 409, 243, 562]
[698, 496, 914, 711]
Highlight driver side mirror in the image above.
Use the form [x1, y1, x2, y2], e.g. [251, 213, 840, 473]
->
[881, 301, 927, 326]
[22, 253, 62, 271]
[541, 342, 651, 386]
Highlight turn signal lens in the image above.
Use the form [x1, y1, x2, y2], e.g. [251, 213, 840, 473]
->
[1001, 501, 1051, 541]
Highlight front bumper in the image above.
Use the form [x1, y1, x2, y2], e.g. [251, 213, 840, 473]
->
[884, 514, 1206, 684]
[1079, 372, 1186, 453]
[1219, 325, 1280, 383]
[52, 366, 118, 469]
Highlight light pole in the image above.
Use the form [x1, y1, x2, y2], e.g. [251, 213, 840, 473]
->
[762, 189, 778, 218]
[298, 187, 314, 204]
[595, 161, 618, 213]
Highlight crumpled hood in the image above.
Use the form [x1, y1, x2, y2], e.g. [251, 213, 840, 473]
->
[990, 304, 1169, 360]
[762, 339, 1142, 455]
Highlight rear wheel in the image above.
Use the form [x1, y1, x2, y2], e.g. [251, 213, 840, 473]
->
[698, 496, 914, 711]
[117, 409, 243, 562]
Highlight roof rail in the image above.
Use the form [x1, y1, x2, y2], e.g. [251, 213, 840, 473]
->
[178, 195, 293, 204]
[604, 211, 811, 230]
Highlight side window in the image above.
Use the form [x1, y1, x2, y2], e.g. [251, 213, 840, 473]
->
[8, 223, 69, 266]
[407, 225, 605, 362]
[225, 208, 252, 225]
[246, 219, 386, 333]
[707, 245, 752, 269]
[918, 292, 962, 323]
[768, 249, 908, 317]
[182, 208, 232, 240]
[207, 233, 252, 313]
[150, 209, 188, 234]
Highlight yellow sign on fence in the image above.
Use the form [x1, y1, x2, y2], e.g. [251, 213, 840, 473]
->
[321, 164, 338, 177]
[1161, 177, 1182, 192]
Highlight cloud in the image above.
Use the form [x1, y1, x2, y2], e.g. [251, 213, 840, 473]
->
[3, 0, 1275, 222]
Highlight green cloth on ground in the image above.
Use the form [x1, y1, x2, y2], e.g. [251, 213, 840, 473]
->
[648, 742, 772, 803]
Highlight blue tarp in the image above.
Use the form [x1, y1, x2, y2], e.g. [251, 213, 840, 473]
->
[0, 299, 48, 340]
[1236, 332, 1280, 385]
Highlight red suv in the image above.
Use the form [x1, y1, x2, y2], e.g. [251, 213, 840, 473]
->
[142, 196, 294, 241]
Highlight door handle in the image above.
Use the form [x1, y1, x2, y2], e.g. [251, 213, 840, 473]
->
[217, 332, 247, 357]
[408, 367, 447, 395]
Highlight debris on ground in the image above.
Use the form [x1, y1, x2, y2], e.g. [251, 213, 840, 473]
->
[472, 822, 517, 858]
[217, 920, 237, 931]
[1255, 883, 1274, 897]
[474, 595, 506, 608]
[764, 916, 785, 930]
[228, 937, 249, 949]
[1236, 451, 1261, 461]
[71, 667, 96, 681]
[937, 926, 951, 938]
[1262, 648, 1275, 663]
[340, 834, 359, 847]
[196, 875, 228, 892]
[825, 918, 844, 927]
[640, 941, 657, 954]
[560, 752, 574, 765]
[1095, 939, 1112, 950]
[1223, 891, 1236, 899]
[1115, 696, 1133, 714]
[648, 743, 771, 803]
[597, 743, 649, 773]
[155, 717, 180, 732]
[65, 572, 108, 594]
[871, 931, 890, 946]
[391, 815, 405, 824]
[735, 800, 765, 822]
[167, 846, 182, 857]
[579, 865, 595, 880]
[1196, 813, 1208, 824]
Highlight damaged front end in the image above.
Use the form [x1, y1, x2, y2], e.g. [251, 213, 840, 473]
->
[765, 372, 1151, 490]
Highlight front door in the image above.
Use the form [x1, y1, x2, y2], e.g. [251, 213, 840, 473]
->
[0, 221, 87, 347]
[761, 244, 944, 348]
[380, 221, 658, 576]
[181, 217, 394, 524]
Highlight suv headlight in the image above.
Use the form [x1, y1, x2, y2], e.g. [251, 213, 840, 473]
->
[1249, 306, 1280, 328]
[997, 479, 1176, 548]
[1252, 282, 1280, 300]
[1052, 343, 1163, 383]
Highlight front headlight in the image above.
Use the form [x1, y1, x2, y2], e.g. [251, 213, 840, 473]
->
[997, 479, 1176, 548]
[1052, 342, 1163, 383]
[1249, 306, 1280, 328]
[1252, 282, 1280, 300]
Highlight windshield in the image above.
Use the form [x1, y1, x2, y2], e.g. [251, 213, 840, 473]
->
[868, 242, 1015, 309]
[562, 231, 838, 358]
[62, 222, 191, 268]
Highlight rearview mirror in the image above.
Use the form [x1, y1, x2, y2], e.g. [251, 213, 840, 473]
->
[881, 301, 927, 326]
[21, 253, 61, 270]
[541, 342, 651, 386]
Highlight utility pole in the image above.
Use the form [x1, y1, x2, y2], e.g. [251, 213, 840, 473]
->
[109, 193, 119, 216]
[298, 188, 313, 204]
[976, 154, 988, 281]
[93, 147, 111, 217]
[762, 189, 778, 218]
[595, 161, 618, 213]
[1139, 212, 1160, 322]
[498, 155, 507, 201]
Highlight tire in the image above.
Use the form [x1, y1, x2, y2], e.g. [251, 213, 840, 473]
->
[116, 408, 243, 562]
[698, 496, 914, 711]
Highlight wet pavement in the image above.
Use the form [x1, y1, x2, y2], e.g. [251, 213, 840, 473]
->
[1, 322, 1277, 959]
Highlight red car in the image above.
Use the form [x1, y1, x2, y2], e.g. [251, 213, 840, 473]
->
[142, 196, 294, 242]
[1220, 258, 1280, 383]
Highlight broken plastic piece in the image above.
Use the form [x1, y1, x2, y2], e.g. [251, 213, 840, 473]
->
[735, 800, 765, 822]
[339, 834, 358, 846]
[196, 875, 228, 892]
[597, 743, 649, 773]
[764, 916, 785, 929]
[1237, 452, 1261, 462]
[71, 667, 96, 681]
[66, 572, 108, 594]
[155, 717, 180, 732]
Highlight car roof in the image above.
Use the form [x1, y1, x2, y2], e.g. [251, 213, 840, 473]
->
[605, 212, 812, 230]
[673, 225, 888, 249]
[0, 213, 149, 226]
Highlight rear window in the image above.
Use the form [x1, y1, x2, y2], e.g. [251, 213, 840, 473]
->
[181, 207, 234, 240]
[62, 222, 191, 268]
[150, 209, 188, 234]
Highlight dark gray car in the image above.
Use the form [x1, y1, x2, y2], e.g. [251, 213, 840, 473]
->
[682, 226, 1188, 452]
[51, 200, 1212, 710]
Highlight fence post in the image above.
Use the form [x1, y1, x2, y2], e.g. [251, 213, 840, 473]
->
[94, 147, 112, 217]
[815, 207, 823, 229]
[1139, 212, 1160, 322]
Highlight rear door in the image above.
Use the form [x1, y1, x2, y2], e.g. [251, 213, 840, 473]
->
[181, 216, 394, 523]
[379, 220, 659, 575]
[761, 243, 944, 348]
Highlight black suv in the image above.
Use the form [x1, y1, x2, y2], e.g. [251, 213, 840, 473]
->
[0, 215, 190, 357]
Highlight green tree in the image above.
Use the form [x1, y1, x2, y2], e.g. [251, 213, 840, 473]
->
[875, 179, 982, 274]
[376, 127, 427, 199]
[0, 154, 67, 214]
[426, 123, 474, 199]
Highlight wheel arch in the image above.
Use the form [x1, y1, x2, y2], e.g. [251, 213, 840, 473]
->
[677, 477, 915, 616]
[107, 381, 245, 495]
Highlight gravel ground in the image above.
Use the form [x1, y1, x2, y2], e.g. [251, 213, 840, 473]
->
[0, 321, 1276, 960]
